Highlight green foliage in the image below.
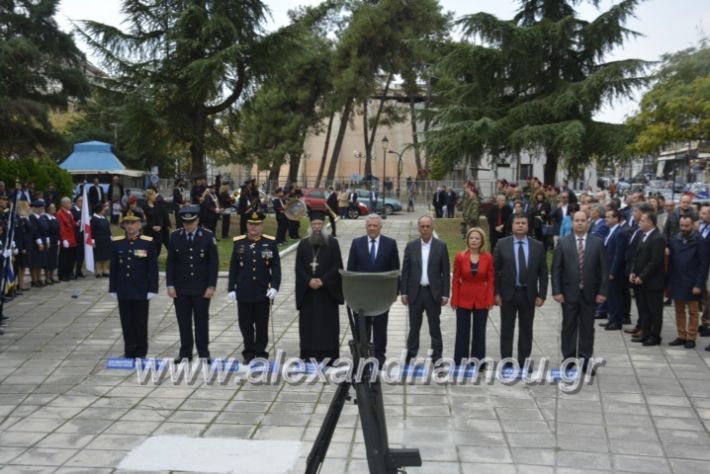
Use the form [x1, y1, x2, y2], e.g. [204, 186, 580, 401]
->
[236, 6, 335, 176]
[627, 41, 710, 154]
[77, 0, 294, 176]
[426, 0, 648, 184]
[0, 0, 90, 157]
[0, 157, 73, 197]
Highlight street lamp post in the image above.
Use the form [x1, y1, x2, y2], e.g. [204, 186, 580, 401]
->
[353, 151, 364, 177]
[301, 152, 310, 188]
[381, 136, 389, 219]
[388, 149, 404, 199]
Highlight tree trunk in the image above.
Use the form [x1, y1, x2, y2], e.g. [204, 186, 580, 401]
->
[325, 97, 353, 186]
[189, 111, 207, 178]
[364, 74, 393, 159]
[363, 102, 372, 177]
[409, 96, 423, 172]
[544, 149, 559, 186]
[268, 165, 280, 190]
[315, 111, 335, 188]
[288, 153, 301, 185]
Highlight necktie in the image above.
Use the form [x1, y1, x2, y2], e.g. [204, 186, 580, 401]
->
[578, 238, 585, 289]
[188, 232, 193, 243]
[517, 241, 527, 285]
[369, 239, 376, 266]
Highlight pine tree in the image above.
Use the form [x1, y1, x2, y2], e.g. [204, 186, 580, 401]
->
[0, 0, 89, 157]
[426, 0, 648, 184]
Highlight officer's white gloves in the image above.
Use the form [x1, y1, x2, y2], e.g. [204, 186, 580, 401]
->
[227, 291, 237, 302]
[109, 293, 117, 300]
[147, 292, 156, 300]
[2, 250, 11, 258]
[62, 239, 69, 248]
[46, 237, 51, 246]
[266, 288, 278, 301]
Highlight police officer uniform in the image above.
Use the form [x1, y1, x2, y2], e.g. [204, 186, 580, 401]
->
[109, 209, 159, 358]
[166, 206, 219, 361]
[228, 211, 281, 362]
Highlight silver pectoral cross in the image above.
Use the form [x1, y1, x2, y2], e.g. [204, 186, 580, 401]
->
[310, 258, 319, 273]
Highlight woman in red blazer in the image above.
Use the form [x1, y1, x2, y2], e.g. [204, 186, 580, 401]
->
[452, 227, 495, 365]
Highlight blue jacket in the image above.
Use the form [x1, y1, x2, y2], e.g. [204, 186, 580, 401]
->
[590, 218, 609, 239]
[109, 234, 159, 300]
[166, 227, 219, 296]
[668, 231, 708, 301]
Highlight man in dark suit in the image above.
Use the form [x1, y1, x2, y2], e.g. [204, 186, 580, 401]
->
[486, 194, 512, 252]
[432, 187, 446, 218]
[600, 208, 628, 331]
[494, 214, 548, 368]
[623, 203, 651, 335]
[87, 178, 104, 211]
[347, 214, 400, 365]
[445, 187, 458, 218]
[630, 210, 666, 346]
[552, 211, 608, 369]
[400, 216, 450, 362]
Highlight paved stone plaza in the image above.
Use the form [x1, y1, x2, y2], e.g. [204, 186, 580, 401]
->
[1, 214, 710, 473]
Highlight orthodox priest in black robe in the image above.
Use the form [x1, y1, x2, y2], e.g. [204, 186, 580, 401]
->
[295, 211, 344, 363]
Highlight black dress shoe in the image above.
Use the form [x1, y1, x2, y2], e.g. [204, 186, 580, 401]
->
[174, 357, 192, 364]
[642, 337, 662, 346]
[599, 322, 609, 327]
[624, 326, 640, 334]
[594, 313, 608, 320]
[605, 323, 622, 331]
[631, 335, 648, 343]
[685, 340, 696, 349]
[698, 326, 710, 337]
[623, 316, 632, 325]
[668, 338, 687, 346]
[75, 273, 85, 278]
[705, 344, 710, 351]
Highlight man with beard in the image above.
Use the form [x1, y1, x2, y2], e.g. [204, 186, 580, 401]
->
[295, 211, 344, 362]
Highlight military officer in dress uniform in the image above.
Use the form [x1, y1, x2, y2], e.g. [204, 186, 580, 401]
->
[228, 211, 281, 363]
[166, 205, 218, 363]
[109, 209, 159, 359]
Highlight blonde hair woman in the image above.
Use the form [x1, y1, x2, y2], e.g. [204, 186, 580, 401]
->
[451, 227, 494, 365]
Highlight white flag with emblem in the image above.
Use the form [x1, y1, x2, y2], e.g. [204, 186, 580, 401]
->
[81, 184, 95, 273]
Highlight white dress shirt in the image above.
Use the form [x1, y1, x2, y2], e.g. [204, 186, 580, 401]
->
[420, 239, 431, 286]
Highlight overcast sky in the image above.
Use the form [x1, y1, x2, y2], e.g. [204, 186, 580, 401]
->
[55, 0, 709, 124]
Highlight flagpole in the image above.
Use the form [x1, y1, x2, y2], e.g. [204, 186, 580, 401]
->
[81, 182, 95, 274]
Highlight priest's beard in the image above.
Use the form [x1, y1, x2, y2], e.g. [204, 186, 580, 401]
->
[309, 230, 328, 247]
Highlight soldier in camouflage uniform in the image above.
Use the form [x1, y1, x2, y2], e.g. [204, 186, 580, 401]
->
[461, 183, 480, 231]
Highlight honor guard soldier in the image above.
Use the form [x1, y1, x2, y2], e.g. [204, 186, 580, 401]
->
[110, 209, 159, 359]
[228, 211, 281, 363]
[166, 205, 219, 363]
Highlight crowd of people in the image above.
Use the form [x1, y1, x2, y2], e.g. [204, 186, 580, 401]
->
[3, 172, 710, 371]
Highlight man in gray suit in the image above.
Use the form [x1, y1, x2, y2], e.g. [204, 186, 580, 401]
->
[494, 214, 548, 368]
[401, 215, 450, 362]
[552, 211, 608, 371]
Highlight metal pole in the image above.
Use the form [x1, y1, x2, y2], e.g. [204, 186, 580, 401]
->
[381, 137, 389, 218]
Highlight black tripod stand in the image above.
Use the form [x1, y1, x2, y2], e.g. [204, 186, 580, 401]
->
[305, 271, 421, 473]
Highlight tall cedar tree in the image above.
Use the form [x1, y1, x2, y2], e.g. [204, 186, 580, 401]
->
[77, 0, 291, 177]
[426, 0, 648, 184]
[0, 0, 89, 157]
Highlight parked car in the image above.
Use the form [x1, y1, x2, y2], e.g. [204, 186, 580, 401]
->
[353, 189, 403, 215]
[302, 188, 368, 219]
